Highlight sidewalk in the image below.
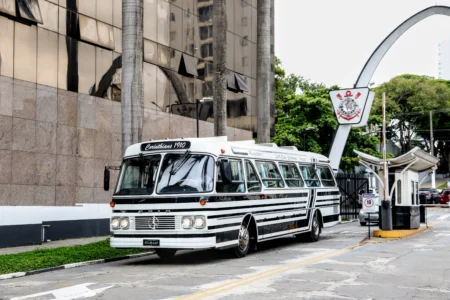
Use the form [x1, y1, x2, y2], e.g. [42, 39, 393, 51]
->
[0, 236, 109, 256]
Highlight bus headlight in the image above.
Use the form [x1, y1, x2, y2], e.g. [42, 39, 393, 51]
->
[181, 216, 193, 229]
[111, 217, 120, 229]
[194, 216, 206, 229]
[120, 217, 130, 229]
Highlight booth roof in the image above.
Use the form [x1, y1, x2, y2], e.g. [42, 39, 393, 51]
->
[354, 147, 439, 172]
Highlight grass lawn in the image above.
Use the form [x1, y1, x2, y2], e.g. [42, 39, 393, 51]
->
[438, 183, 448, 190]
[0, 239, 148, 275]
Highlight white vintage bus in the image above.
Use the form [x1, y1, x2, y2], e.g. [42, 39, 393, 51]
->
[104, 137, 341, 259]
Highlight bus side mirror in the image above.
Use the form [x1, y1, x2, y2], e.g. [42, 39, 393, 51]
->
[219, 160, 233, 185]
[104, 168, 110, 191]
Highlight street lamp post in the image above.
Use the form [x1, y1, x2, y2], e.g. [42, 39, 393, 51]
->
[196, 97, 213, 138]
[303, 127, 315, 151]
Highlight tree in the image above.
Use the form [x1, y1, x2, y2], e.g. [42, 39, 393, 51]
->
[122, 0, 144, 152]
[213, 0, 227, 137]
[371, 74, 450, 174]
[273, 58, 380, 172]
[257, 0, 271, 143]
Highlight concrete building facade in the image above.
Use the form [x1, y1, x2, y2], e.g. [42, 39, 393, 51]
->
[0, 0, 274, 247]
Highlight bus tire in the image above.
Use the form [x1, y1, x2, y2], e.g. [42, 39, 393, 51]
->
[305, 211, 320, 242]
[233, 221, 251, 258]
[155, 249, 177, 259]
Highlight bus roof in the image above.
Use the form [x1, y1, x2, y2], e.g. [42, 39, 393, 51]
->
[124, 136, 331, 164]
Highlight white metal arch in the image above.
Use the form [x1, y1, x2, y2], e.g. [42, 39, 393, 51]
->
[355, 5, 450, 88]
[331, 6, 450, 171]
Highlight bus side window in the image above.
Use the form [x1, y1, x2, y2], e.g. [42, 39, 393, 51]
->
[316, 166, 336, 187]
[255, 161, 285, 188]
[299, 165, 321, 187]
[217, 159, 246, 193]
[245, 160, 262, 192]
[279, 164, 304, 188]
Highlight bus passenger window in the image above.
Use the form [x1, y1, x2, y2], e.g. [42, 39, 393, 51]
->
[217, 159, 245, 193]
[299, 166, 321, 187]
[279, 164, 304, 188]
[316, 166, 336, 187]
[245, 161, 262, 192]
[255, 161, 285, 188]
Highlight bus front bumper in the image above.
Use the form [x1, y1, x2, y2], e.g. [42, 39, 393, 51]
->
[111, 235, 217, 249]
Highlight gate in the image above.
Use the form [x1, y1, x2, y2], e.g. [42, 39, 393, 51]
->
[336, 173, 369, 220]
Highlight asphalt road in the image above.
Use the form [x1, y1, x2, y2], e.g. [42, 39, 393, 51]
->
[2, 208, 450, 300]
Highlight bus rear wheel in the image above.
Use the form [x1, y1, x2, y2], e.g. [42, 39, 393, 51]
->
[155, 249, 177, 259]
[297, 212, 320, 242]
[233, 223, 250, 258]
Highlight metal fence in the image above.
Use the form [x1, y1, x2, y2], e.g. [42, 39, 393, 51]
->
[336, 173, 369, 220]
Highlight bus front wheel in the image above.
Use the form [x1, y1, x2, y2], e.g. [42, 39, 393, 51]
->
[155, 249, 177, 259]
[234, 223, 250, 258]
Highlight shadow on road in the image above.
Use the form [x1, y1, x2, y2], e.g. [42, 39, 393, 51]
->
[124, 235, 318, 266]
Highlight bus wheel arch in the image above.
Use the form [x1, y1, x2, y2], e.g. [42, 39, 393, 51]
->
[315, 209, 324, 233]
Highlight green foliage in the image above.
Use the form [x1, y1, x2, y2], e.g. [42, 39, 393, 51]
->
[273, 58, 381, 172]
[0, 239, 148, 274]
[372, 74, 450, 174]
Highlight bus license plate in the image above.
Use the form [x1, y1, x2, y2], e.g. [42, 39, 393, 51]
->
[143, 239, 160, 246]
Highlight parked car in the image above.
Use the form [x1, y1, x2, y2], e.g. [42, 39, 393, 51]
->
[440, 189, 450, 204]
[419, 188, 440, 204]
[359, 209, 379, 226]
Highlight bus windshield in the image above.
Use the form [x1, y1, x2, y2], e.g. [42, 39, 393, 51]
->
[157, 153, 214, 194]
[115, 155, 161, 195]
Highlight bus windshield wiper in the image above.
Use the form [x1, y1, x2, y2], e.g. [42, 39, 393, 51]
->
[170, 150, 191, 176]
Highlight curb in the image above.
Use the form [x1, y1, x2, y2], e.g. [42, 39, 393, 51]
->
[0, 252, 154, 281]
[339, 219, 358, 224]
[373, 225, 430, 239]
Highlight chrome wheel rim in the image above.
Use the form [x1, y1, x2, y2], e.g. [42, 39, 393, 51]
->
[313, 217, 319, 236]
[238, 225, 249, 251]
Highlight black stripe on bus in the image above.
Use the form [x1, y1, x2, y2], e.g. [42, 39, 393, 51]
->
[258, 213, 307, 223]
[208, 206, 308, 220]
[315, 204, 339, 208]
[208, 223, 241, 230]
[317, 191, 340, 196]
[258, 217, 310, 237]
[216, 230, 239, 244]
[114, 201, 308, 213]
[113, 233, 215, 238]
[112, 193, 308, 205]
[323, 214, 340, 223]
[315, 199, 340, 203]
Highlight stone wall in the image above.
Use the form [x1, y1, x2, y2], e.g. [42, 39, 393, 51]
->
[0, 76, 253, 207]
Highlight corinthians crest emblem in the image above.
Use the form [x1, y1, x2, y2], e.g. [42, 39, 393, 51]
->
[335, 90, 362, 121]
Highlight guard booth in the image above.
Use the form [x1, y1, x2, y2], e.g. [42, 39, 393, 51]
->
[354, 147, 438, 230]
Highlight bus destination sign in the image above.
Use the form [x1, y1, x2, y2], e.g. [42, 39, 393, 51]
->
[140, 141, 191, 152]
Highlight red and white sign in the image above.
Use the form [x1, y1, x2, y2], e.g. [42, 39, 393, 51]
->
[329, 88, 370, 125]
[362, 193, 377, 212]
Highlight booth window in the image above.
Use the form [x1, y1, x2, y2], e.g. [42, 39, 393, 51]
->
[255, 161, 285, 189]
[245, 160, 262, 192]
[411, 181, 415, 205]
[415, 182, 418, 205]
[397, 180, 402, 204]
[217, 159, 245, 193]
[279, 164, 304, 188]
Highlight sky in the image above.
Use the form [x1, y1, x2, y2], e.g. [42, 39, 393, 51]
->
[275, 0, 450, 88]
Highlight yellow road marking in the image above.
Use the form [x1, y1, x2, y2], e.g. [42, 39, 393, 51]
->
[175, 244, 363, 300]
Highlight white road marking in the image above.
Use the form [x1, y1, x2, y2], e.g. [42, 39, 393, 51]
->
[10, 283, 114, 300]
[437, 214, 450, 220]
[436, 233, 450, 237]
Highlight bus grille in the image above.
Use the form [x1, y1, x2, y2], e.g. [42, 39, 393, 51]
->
[135, 216, 176, 230]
